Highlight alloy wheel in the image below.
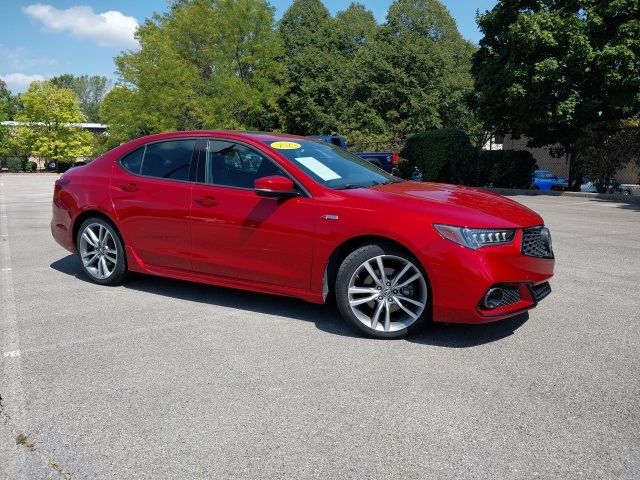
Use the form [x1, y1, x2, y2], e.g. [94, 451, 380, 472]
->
[79, 222, 118, 280]
[347, 255, 428, 333]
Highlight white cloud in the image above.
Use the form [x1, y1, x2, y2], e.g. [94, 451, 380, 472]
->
[0, 45, 56, 70]
[0, 72, 46, 92]
[23, 4, 139, 49]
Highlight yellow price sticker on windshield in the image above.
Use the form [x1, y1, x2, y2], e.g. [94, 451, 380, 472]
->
[271, 141, 301, 150]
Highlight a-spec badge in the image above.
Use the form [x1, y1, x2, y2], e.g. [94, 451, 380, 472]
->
[321, 214, 339, 221]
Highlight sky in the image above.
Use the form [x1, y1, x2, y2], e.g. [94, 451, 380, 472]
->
[0, 0, 497, 94]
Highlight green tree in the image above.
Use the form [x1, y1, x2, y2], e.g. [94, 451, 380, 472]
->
[0, 79, 21, 159]
[0, 79, 19, 120]
[105, 0, 284, 144]
[278, 0, 335, 134]
[472, 0, 640, 190]
[13, 81, 93, 165]
[0, 80, 10, 158]
[329, 3, 385, 141]
[348, 0, 478, 139]
[50, 74, 112, 122]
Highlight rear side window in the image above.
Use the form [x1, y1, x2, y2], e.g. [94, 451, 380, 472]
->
[120, 147, 144, 174]
[140, 140, 196, 181]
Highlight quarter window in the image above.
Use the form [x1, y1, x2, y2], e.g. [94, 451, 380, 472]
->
[204, 140, 285, 189]
[140, 140, 196, 181]
[120, 147, 144, 175]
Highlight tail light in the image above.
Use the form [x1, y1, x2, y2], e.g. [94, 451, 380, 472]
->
[54, 177, 69, 195]
[53, 178, 70, 206]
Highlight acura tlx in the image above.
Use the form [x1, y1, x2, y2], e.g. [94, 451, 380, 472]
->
[52, 131, 554, 339]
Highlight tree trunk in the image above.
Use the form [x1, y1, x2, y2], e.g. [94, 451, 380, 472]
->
[567, 148, 582, 191]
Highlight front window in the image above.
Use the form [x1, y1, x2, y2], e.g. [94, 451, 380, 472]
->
[204, 140, 286, 189]
[264, 139, 401, 190]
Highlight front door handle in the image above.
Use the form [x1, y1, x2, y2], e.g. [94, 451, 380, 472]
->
[120, 183, 139, 192]
[194, 196, 217, 207]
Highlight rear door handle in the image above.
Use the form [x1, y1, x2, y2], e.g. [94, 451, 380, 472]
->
[120, 183, 139, 192]
[194, 196, 217, 207]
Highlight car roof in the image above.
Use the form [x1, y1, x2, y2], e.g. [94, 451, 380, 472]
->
[109, 130, 324, 161]
[131, 130, 309, 143]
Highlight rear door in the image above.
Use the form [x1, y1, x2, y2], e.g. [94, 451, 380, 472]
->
[110, 139, 198, 271]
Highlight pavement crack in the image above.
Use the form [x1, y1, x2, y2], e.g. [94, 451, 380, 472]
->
[1, 393, 73, 479]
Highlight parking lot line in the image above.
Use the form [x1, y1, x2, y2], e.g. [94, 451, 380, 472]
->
[0, 186, 29, 479]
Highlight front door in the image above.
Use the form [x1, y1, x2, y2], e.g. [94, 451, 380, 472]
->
[190, 139, 315, 290]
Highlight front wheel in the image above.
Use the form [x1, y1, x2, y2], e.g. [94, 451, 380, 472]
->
[335, 244, 430, 339]
[76, 218, 128, 285]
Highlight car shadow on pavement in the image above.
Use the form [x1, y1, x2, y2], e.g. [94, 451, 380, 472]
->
[50, 255, 355, 338]
[410, 313, 529, 348]
[51, 254, 528, 346]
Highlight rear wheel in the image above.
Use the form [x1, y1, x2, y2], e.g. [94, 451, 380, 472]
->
[335, 244, 429, 339]
[76, 218, 128, 285]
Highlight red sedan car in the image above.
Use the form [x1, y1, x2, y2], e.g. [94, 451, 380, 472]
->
[52, 131, 554, 339]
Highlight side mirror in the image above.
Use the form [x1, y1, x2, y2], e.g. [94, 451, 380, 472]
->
[255, 175, 299, 197]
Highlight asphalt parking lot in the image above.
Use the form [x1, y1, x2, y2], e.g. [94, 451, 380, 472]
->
[1, 173, 639, 479]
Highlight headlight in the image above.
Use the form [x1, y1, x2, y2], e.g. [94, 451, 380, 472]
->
[434, 224, 516, 249]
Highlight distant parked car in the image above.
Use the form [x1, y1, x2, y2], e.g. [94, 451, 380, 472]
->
[531, 169, 568, 191]
[581, 177, 632, 195]
[47, 161, 84, 172]
[308, 135, 398, 173]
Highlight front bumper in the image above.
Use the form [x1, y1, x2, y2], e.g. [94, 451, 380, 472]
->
[422, 228, 554, 324]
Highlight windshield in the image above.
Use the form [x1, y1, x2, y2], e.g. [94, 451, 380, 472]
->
[264, 139, 401, 189]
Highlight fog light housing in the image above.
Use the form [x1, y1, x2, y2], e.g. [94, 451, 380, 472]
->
[483, 288, 505, 309]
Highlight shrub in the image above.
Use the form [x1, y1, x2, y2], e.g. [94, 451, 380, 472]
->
[399, 129, 478, 184]
[399, 129, 536, 188]
[478, 150, 536, 188]
[25, 161, 37, 172]
[6, 157, 23, 172]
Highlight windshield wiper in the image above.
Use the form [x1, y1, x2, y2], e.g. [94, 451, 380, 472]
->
[367, 180, 399, 187]
[337, 180, 399, 190]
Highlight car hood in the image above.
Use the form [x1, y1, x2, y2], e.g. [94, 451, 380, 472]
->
[360, 181, 543, 228]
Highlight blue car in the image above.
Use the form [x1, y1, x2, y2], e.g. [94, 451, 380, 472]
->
[532, 169, 568, 191]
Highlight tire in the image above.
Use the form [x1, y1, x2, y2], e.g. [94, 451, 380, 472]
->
[335, 244, 430, 339]
[76, 217, 128, 285]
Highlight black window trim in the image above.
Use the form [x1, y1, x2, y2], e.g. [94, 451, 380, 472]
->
[116, 138, 201, 185]
[196, 137, 312, 198]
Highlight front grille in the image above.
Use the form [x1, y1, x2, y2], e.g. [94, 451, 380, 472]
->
[522, 227, 554, 259]
[532, 282, 552, 302]
[495, 287, 521, 308]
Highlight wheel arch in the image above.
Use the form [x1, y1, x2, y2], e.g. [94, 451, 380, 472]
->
[72, 209, 122, 248]
[322, 235, 428, 300]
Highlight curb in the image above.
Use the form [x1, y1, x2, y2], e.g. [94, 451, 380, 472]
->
[485, 188, 640, 205]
